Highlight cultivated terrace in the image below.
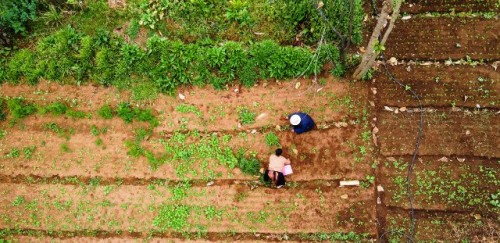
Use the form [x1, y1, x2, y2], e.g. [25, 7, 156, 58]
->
[0, 0, 498, 242]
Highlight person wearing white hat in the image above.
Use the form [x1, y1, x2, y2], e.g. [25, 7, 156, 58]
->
[288, 112, 315, 134]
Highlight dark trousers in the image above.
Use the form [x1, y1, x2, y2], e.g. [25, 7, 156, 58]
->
[263, 170, 285, 187]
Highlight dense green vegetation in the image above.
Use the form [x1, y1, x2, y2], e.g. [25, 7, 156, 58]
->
[0, 0, 365, 93]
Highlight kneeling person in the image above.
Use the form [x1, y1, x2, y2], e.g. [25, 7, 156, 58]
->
[288, 112, 315, 134]
[264, 149, 290, 188]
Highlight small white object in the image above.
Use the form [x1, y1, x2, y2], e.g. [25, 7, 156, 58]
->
[178, 93, 186, 100]
[377, 197, 382, 204]
[399, 107, 407, 112]
[377, 185, 384, 192]
[339, 180, 360, 187]
[401, 15, 412, 20]
[206, 181, 214, 186]
[290, 115, 301, 125]
[340, 194, 349, 199]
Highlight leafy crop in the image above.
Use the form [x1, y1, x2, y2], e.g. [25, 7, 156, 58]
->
[153, 204, 191, 232]
[264, 132, 280, 147]
[238, 107, 255, 125]
[0, 0, 37, 35]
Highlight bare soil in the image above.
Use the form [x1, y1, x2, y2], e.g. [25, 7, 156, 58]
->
[401, 0, 500, 13]
[385, 17, 500, 60]
[375, 64, 499, 108]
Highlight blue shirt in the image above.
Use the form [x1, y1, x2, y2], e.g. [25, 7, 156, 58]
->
[289, 112, 315, 134]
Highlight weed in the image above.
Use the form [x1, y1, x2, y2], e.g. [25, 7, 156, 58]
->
[117, 102, 134, 123]
[12, 196, 26, 206]
[176, 104, 202, 117]
[6, 148, 20, 158]
[204, 206, 223, 221]
[22, 146, 36, 159]
[60, 143, 71, 153]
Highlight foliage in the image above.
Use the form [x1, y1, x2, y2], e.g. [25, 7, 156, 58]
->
[98, 104, 114, 119]
[0, 98, 6, 121]
[236, 150, 261, 176]
[116, 102, 134, 123]
[264, 132, 280, 147]
[6, 97, 36, 119]
[0, 0, 37, 35]
[153, 204, 191, 232]
[237, 107, 255, 125]
[490, 191, 500, 208]
[40, 101, 68, 115]
[6, 49, 38, 84]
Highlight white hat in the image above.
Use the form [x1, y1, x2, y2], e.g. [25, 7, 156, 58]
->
[290, 114, 301, 125]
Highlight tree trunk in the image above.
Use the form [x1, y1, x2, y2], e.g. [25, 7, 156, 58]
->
[353, 0, 401, 80]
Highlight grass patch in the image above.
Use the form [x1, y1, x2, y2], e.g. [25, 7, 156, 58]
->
[238, 107, 255, 125]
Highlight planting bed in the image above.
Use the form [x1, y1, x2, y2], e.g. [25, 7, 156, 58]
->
[385, 17, 500, 60]
[376, 64, 499, 108]
[401, 0, 500, 13]
[377, 110, 499, 157]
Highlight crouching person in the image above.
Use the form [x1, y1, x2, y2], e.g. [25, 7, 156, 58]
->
[263, 148, 290, 189]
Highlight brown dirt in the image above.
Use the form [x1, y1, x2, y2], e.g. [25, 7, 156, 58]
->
[108, 0, 126, 9]
[401, 0, 500, 13]
[384, 209, 499, 242]
[385, 17, 500, 60]
[0, 183, 376, 235]
[379, 156, 498, 212]
[375, 64, 499, 108]
[377, 110, 500, 157]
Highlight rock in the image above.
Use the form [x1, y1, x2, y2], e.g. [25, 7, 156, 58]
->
[206, 181, 214, 186]
[369, 101, 375, 107]
[457, 158, 465, 162]
[465, 130, 471, 136]
[473, 214, 482, 220]
[388, 57, 398, 66]
[377, 185, 384, 192]
[251, 129, 257, 134]
[234, 88, 239, 93]
[394, 108, 399, 114]
[384, 106, 394, 112]
[437, 157, 449, 162]
[372, 127, 379, 134]
[421, 61, 432, 66]
[338, 122, 348, 127]
[464, 96, 469, 102]
[373, 133, 378, 147]
[359, 46, 366, 53]
[401, 15, 411, 20]
[399, 107, 407, 112]
[492, 61, 499, 71]
[406, 65, 411, 72]
[445, 60, 453, 66]
[339, 180, 359, 187]
[178, 93, 186, 100]
[348, 120, 356, 125]
[237, 123, 242, 128]
[295, 82, 301, 89]
[275, 125, 281, 131]
[340, 194, 349, 199]
[377, 197, 382, 204]
[259, 168, 265, 174]
[371, 87, 377, 95]
[456, 43, 462, 48]
[256, 113, 267, 120]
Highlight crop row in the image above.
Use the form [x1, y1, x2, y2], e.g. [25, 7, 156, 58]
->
[0, 182, 376, 235]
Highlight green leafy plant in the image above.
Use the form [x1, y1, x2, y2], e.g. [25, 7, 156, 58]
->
[98, 104, 114, 119]
[153, 204, 191, 232]
[264, 132, 280, 147]
[490, 192, 500, 208]
[237, 107, 255, 125]
[6, 97, 36, 119]
[0, 0, 37, 35]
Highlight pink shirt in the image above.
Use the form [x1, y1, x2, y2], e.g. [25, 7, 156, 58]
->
[268, 154, 290, 172]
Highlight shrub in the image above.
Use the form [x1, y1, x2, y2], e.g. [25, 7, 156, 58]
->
[7, 49, 38, 84]
[6, 97, 36, 119]
[97, 104, 114, 119]
[0, 0, 37, 35]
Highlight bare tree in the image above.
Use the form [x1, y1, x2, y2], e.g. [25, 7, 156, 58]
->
[353, 0, 402, 79]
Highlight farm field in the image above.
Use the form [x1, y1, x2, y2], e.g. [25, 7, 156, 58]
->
[0, 0, 499, 242]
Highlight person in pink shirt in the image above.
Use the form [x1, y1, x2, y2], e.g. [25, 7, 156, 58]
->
[263, 148, 291, 188]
